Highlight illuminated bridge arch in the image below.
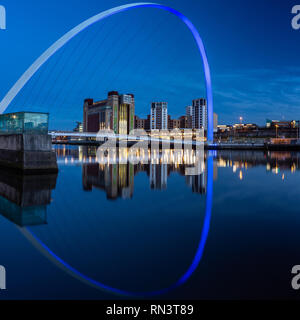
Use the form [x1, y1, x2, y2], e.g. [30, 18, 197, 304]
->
[1, 4, 214, 296]
[0, 2, 213, 141]
[20, 157, 213, 297]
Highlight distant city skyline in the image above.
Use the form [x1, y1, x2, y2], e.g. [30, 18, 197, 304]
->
[82, 90, 216, 133]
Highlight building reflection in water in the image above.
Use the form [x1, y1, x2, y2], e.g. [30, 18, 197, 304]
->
[215, 150, 300, 180]
[150, 164, 167, 190]
[55, 146, 300, 198]
[83, 163, 134, 200]
[68, 146, 208, 200]
[0, 170, 57, 226]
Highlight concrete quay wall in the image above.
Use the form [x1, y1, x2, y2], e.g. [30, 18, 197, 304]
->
[0, 134, 58, 173]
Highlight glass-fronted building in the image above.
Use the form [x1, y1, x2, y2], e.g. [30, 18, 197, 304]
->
[0, 112, 49, 134]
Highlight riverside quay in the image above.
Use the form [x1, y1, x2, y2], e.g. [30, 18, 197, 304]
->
[0, 112, 58, 173]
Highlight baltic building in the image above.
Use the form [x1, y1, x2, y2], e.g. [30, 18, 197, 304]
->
[83, 91, 135, 134]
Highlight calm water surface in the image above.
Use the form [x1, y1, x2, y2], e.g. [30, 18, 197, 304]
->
[0, 145, 300, 299]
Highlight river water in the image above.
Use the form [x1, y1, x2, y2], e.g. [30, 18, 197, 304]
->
[0, 145, 300, 299]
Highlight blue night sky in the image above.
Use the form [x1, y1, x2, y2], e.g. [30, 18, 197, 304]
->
[0, 0, 299, 129]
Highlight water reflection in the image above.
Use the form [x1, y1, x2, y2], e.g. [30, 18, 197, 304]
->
[19, 145, 213, 297]
[0, 170, 57, 226]
[82, 162, 207, 200]
[215, 150, 300, 180]
[56, 145, 208, 199]
[82, 163, 135, 199]
[2, 146, 300, 298]
[1, 148, 295, 229]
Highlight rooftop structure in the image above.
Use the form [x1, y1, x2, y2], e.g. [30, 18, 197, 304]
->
[0, 112, 49, 135]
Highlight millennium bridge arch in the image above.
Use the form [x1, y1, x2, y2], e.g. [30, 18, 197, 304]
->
[0, 2, 213, 141]
[0, 3, 214, 296]
[19, 156, 213, 297]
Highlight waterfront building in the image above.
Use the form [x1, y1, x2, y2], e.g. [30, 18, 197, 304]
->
[179, 115, 189, 129]
[73, 121, 83, 133]
[151, 102, 168, 130]
[186, 106, 193, 128]
[83, 91, 135, 134]
[135, 116, 145, 129]
[192, 98, 207, 130]
[186, 105, 193, 116]
[168, 115, 181, 130]
[214, 113, 218, 133]
[217, 125, 232, 133]
[83, 98, 112, 132]
[145, 115, 151, 131]
[134, 115, 151, 131]
[266, 119, 297, 129]
[232, 123, 258, 131]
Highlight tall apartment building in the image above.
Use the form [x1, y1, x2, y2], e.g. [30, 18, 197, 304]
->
[213, 112, 218, 132]
[151, 102, 168, 130]
[186, 105, 193, 117]
[186, 105, 193, 128]
[192, 98, 207, 130]
[83, 91, 135, 134]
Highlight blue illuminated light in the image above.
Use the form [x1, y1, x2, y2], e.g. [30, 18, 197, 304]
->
[26, 154, 213, 298]
[0, 2, 213, 141]
[14, 2, 214, 297]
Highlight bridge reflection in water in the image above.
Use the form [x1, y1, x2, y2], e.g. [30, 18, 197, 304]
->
[0, 169, 57, 226]
[2, 146, 300, 298]
[22, 145, 213, 297]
